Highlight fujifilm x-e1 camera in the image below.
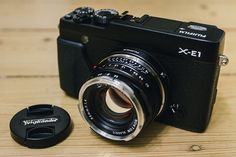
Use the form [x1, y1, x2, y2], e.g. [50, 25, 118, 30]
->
[57, 7, 229, 141]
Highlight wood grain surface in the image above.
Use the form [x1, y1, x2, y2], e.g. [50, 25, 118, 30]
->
[0, 0, 235, 156]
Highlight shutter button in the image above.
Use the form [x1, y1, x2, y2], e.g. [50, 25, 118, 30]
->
[94, 9, 119, 24]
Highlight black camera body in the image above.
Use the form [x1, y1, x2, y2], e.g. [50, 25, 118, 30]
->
[58, 7, 226, 140]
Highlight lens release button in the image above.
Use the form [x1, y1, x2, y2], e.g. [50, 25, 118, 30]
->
[170, 103, 184, 118]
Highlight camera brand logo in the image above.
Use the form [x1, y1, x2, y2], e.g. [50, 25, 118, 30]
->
[178, 47, 202, 58]
[22, 117, 58, 126]
[187, 25, 207, 31]
[178, 28, 207, 38]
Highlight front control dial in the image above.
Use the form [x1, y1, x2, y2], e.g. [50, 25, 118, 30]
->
[94, 9, 119, 24]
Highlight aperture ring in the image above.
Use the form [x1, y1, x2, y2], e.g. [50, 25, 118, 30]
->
[99, 53, 166, 116]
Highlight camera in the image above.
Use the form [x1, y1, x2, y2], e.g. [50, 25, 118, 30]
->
[57, 7, 228, 141]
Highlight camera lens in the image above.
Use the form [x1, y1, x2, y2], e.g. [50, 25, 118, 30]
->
[78, 49, 167, 141]
[105, 87, 133, 113]
[95, 86, 136, 127]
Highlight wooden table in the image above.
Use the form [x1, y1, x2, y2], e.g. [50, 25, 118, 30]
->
[0, 0, 235, 156]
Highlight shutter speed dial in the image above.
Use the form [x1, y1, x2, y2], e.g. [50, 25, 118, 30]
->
[74, 7, 94, 15]
[94, 9, 119, 24]
[72, 7, 119, 24]
[73, 7, 95, 23]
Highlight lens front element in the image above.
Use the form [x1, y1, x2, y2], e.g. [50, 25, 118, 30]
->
[105, 87, 133, 114]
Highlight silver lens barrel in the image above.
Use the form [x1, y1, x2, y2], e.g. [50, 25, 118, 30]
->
[78, 76, 145, 141]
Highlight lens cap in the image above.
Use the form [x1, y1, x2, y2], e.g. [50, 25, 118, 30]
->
[10, 104, 72, 148]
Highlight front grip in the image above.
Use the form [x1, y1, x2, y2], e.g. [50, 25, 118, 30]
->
[57, 37, 90, 98]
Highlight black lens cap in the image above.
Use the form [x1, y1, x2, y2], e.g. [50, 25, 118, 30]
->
[10, 104, 72, 148]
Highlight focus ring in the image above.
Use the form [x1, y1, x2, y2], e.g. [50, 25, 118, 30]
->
[78, 75, 145, 141]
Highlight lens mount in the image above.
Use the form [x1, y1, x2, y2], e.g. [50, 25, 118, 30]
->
[78, 49, 167, 141]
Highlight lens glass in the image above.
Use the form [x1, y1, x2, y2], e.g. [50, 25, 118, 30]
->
[105, 87, 133, 114]
[94, 86, 135, 127]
